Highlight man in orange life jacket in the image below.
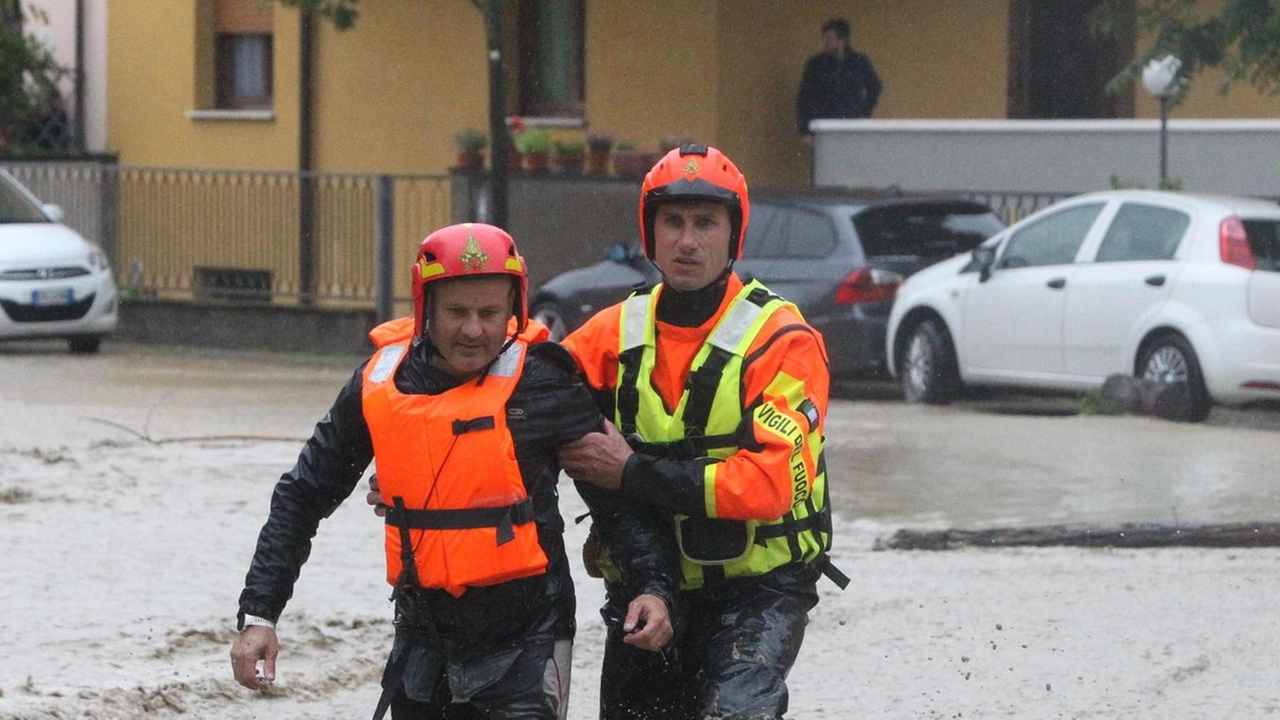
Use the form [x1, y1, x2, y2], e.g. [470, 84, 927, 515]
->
[230, 224, 675, 719]
[558, 144, 848, 719]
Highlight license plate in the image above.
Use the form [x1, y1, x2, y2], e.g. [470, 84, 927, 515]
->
[31, 288, 74, 306]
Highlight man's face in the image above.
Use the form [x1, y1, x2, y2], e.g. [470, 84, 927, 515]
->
[426, 275, 514, 377]
[822, 29, 844, 55]
[652, 201, 732, 292]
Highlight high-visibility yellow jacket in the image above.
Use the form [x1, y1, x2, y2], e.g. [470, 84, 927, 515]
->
[564, 274, 835, 590]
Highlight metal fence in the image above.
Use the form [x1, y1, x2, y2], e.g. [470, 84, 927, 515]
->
[2, 159, 1078, 311]
[1, 161, 455, 316]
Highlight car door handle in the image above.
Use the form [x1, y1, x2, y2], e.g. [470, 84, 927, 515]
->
[1046, 277, 1066, 289]
[1145, 274, 1166, 287]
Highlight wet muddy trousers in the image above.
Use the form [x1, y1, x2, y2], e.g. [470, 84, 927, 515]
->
[375, 631, 571, 720]
[598, 581, 815, 720]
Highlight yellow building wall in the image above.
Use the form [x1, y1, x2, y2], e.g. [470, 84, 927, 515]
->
[106, 0, 298, 169]
[584, 1, 721, 157]
[310, 0, 490, 173]
[107, 0, 1280, 185]
[715, 0, 1011, 189]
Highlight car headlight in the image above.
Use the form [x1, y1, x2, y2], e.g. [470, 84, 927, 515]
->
[88, 248, 111, 272]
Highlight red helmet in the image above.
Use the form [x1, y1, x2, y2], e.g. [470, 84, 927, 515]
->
[411, 223, 528, 341]
[638, 144, 750, 261]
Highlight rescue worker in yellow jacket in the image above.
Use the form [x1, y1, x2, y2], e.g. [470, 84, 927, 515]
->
[558, 144, 847, 719]
[230, 224, 675, 719]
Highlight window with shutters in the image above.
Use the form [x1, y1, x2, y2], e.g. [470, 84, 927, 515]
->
[213, 0, 273, 110]
[514, 0, 584, 119]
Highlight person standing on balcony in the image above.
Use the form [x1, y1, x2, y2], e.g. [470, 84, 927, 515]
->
[797, 17, 882, 142]
[229, 223, 674, 719]
[557, 144, 848, 719]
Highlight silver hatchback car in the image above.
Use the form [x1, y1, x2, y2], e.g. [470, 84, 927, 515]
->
[0, 169, 118, 353]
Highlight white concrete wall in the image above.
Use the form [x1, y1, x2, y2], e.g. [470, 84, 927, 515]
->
[26, 0, 108, 152]
[812, 119, 1280, 197]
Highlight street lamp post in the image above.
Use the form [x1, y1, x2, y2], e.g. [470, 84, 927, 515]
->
[1142, 56, 1182, 188]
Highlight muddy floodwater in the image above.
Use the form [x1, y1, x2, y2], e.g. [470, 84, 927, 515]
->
[6, 339, 1278, 532]
[3, 340, 1279, 719]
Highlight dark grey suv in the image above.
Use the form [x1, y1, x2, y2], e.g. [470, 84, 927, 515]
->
[529, 191, 1005, 377]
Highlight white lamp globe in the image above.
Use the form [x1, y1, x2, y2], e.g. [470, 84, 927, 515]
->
[1142, 55, 1182, 98]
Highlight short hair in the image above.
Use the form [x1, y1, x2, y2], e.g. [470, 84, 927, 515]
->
[822, 18, 850, 41]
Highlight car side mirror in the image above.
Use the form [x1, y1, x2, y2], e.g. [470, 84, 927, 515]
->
[972, 245, 996, 282]
[42, 203, 64, 223]
[605, 241, 631, 262]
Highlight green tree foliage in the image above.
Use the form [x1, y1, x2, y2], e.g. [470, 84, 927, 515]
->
[1111, 0, 1280, 96]
[0, 1, 67, 150]
[274, 0, 361, 30]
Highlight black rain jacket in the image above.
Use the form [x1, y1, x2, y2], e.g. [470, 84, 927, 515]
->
[236, 336, 679, 652]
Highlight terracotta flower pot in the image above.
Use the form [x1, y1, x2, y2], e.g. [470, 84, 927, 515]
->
[612, 151, 655, 180]
[554, 153, 585, 175]
[523, 151, 550, 173]
[585, 149, 611, 175]
[455, 151, 485, 171]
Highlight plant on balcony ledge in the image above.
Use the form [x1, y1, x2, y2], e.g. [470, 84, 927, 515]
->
[585, 131, 614, 175]
[552, 136, 586, 174]
[453, 128, 488, 170]
[612, 140, 654, 180]
[512, 125, 552, 172]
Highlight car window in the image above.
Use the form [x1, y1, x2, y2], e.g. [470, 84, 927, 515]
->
[1095, 203, 1189, 262]
[1243, 220, 1280, 272]
[853, 203, 1005, 258]
[741, 204, 782, 260]
[0, 176, 50, 224]
[774, 207, 836, 258]
[999, 202, 1104, 269]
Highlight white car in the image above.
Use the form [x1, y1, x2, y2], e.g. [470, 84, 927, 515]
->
[886, 190, 1280, 421]
[0, 169, 118, 353]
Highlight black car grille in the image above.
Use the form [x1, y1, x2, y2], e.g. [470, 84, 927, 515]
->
[0, 266, 90, 281]
[0, 293, 96, 322]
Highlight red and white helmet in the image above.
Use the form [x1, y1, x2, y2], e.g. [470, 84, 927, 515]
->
[638, 143, 750, 261]
[411, 223, 528, 341]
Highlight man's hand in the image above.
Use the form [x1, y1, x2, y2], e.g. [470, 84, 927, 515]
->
[557, 420, 632, 491]
[230, 626, 279, 691]
[621, 593, 673, 652]
[366, 475, 388, 517]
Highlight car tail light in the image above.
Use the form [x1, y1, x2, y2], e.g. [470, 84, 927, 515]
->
[1219, 216, 1256, 270]
[835, 267, 903, 305]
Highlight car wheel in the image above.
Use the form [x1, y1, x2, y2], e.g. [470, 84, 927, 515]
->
[900, 319, 960, 405]
[68, 336, 102, 354]
[1138, 334, 1211, 422]
[531, 301, 571, 342]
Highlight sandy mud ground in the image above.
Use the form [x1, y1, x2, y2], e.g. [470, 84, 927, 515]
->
[2, 341, 1278, 719]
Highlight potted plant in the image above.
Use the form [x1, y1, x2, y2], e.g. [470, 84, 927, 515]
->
[612, 140, 653, 179]
[583, 131, 614, 175]
[512, 126, 552, 172]
[552, 136, 586, 174]
[453, 128, 488, 170]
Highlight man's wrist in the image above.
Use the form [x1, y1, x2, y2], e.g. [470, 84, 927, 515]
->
[238, 614, 276, 632]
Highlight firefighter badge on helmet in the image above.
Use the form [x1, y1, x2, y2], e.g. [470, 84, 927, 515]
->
[458, 235, 490, 271]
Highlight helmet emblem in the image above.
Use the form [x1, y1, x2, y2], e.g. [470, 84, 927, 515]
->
[458, 235, 490, 270]
[682, 158, 701, 175]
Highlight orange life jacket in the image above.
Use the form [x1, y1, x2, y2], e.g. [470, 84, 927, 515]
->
[361, 317, 548, 598]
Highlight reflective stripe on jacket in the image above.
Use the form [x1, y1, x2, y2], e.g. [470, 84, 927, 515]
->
[615, 280, 832, 589]
[362, 318, 548, 598]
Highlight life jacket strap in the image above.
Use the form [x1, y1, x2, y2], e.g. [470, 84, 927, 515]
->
[386, 497, 537, 546]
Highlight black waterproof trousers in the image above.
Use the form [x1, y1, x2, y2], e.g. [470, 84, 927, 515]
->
[598, 571, 818, 720]
[384, 626, 571, 720]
